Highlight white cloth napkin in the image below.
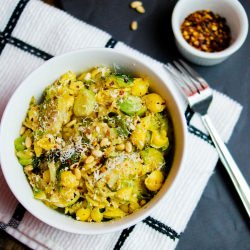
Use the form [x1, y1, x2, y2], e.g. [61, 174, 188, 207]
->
[0, 0, 242, 249]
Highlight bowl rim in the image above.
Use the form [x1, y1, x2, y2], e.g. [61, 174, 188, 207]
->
[171, 0, 249, 59]
[0, 48, 187, 234]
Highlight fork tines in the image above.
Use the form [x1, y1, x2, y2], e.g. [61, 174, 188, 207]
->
[164, 59, 209, 97]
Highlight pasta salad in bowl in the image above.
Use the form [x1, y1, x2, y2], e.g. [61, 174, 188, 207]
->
[0, 48, 186, 234]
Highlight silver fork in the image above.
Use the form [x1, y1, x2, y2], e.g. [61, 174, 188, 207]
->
[164, 59, 250, 219]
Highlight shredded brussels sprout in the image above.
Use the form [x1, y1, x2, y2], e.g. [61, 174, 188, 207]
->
[15, 66, 173, 222]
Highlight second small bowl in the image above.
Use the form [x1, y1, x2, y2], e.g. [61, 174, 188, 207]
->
[172, 0, 248, 66]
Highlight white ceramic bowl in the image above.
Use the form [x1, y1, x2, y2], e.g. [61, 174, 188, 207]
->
[0, 48, 186, 234]
[172, 0, 248, 66]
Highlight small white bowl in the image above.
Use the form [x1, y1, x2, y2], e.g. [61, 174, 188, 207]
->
[172, 0, 248, 66]
[0, 48, 187, 234]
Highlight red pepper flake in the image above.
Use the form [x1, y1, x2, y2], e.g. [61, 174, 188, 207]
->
[181, 10, 231, 52]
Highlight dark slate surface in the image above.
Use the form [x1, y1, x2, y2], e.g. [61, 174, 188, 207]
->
[59, 0, 250, 249]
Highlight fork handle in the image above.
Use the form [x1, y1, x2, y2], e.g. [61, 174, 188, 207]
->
[201, 114, 250, 219]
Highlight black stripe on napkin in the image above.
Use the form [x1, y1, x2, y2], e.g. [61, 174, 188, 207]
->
[0, 203, 26, 231]
[113, 225, 136, 250]
[105, 38, 118, 48]
[7, 36, 53, 60]
[185, 106, 194, 125]
[0, 0, 52, 60]
[185, 106, 214, 146]
[0, 32, 53, 60]
[188, 125, 213, 145]
[0, 33, 6, 54]
[3, 0, 29, 36]
[0, 0, 29, 55]
[113, 216, 181, 249]
[0, 221, 7, 231]
[143, 217, 181, 240]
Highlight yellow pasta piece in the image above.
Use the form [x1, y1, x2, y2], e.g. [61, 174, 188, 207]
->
[116, 187, 133, 201]
[59, 71, 76, 84]
[145, 170, 164, 191]
[131, 78, 149, 96]
[85, 195, 102, 207]
[103, 208, 126, 219]
[91, 208, 103, 222]
[150, 130, 169, 149]
[76, 208, 91, 221]
[130, 123, 147, 149]
[36, 134, 56, 151]
[60, 171, 79, 188]
[69, 81, 84, 95]
[143, 93, 165, 112]
[119, 204, 129, 213]
[129, 202, 140, 213]
[43, 170, 50, 183]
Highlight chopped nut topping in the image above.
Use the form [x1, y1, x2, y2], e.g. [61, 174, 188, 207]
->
[25, 136, 32, 148]
[74, 168, 81, 180]
[130, 1, 142, 9]
[100, 138, 110, 147]
[20, 126, 26, 135]
[125, 141, 133, 153]
[85, 155, 94, 164]
[136, 5, 145, 14]
[65, 119, 76, 128]
[24, 165, 33, 174]
[130, 21, 138, 31]
[92, 149, 103, 158]
[116, 143, 125, 151]
[129, 1, 145, 31]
